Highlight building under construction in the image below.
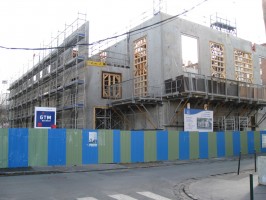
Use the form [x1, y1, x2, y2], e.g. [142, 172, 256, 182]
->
[8, 12, 266, 131]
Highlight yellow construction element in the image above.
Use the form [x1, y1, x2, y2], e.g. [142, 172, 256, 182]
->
[210, 41, 226, 78]
[86, 60, 106, 67]
[234, 49, 253, 83]
[134, 37, 147, 97]
[102, 72, 122, 99]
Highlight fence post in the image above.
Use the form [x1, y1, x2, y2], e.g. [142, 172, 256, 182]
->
[254, 150, 257, 172]
[237, 151, 241, 175]
[250, 174, 254, 200]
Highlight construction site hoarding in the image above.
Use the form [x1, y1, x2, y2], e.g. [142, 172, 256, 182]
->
[184, 108, 213, 132]
[34, 107, 56, 129]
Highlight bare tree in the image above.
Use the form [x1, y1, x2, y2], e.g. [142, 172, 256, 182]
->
[0, 93, 8, 128]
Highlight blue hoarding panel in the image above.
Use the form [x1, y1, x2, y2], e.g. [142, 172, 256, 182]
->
[8, 128, 29, 168]
[156, 131, 168, 161]
[233, 131, 241, 156]
[82, 130, 98, 164]
[216, 132, 225, 157]
[131, 131, 144, 163]
[247, 131, 255, 154]
[199, 132, 208, 159]
[261, 131, 266, 153]
[113, 130, 121, 163]
[48, 129, 66, 166]
[179, 132, 189, 160]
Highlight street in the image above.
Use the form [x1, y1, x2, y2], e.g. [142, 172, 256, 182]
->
[0, 158, 255, 200]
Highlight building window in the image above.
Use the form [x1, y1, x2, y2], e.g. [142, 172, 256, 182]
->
[210, 42, 225, 78]
[234, 49, 253, 83]
[102, 72, 122, 99]
[134, 37, 147, 97]
[181, 35, 199, 73]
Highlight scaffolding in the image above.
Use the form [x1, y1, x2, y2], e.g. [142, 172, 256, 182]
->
[8, 14, 88, 129]
[210, 13, 237, 36]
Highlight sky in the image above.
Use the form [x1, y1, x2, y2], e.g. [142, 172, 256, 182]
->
[0, 0, 265, 92]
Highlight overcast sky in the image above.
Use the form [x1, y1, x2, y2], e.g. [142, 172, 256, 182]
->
[0, 0, 265, 91]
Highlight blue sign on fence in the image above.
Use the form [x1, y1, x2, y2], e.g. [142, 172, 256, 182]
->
[34, 107, 56, 129]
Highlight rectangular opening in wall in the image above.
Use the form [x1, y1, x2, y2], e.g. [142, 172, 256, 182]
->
[94, 107, 123, 129]
[181, 35, 199, 74]
[102, 72, 122, 99]
[134, 37, 147, 97]
[234, 49, 253, 83]
[210, 42, 225, 78]
[260, 57, 266, 85]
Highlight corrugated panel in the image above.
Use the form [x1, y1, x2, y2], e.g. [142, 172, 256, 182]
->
[199, 132, 208, 159]
[179, 131, 189, 160]
[8, 128, 28, 168]
[208, 132, 217, 158]
[98, 130, 113, 164]
[261, 131, 266, 153]
[240, 131, 248, 155]
[217, 132, 225, 157]
[157, 131, 168, 161]
[131, 131, 144, 163]
[254, 131, 261, 153]
[28, 128, 48, 167]
[120, 131, 131, 163]
[113, 130, 120, 163]
[144, 131, 156, 162]
[233, 131, 240, 156]
[0, 129, 8, 168]
[82, 130, 98, 164]
[225, 131, 233, 156]
[247, 131, 255, 154]
[48, 129, 66, 166]
[189, 132, 199, 159]
[168, 131, 179, 160]
[66, 129, 82, 166]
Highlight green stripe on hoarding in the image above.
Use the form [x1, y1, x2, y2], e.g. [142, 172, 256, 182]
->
[144, 131, 157, 162]
[168, 131, 179, 160]
[225, 131, 233, 156]
[190, 132, 199, 159]
[66, 129, 82, 166]
[28, 128, 48, 167]
[0, 128, 8, 168]
[208, 132, 217, 158]
[254, 131, 261, 153]
[240, 131, 248, 155]
[98, 130, 113, 163]
[120, 131, 131, 163]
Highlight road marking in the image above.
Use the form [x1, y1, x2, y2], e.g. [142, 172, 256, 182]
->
[77, 197, 98, 200]
[137, 191, 172, 200]
[109, 194, 138, 200]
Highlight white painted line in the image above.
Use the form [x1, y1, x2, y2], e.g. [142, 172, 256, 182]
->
[137, 191, 172, 200]
[109, 194, 138, 200]
[77, 197, 98, 200]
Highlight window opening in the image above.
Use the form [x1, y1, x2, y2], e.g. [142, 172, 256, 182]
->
[210, 42, 225, 78]
[181, 35, 199, 73]
[134, 37, 147, 97]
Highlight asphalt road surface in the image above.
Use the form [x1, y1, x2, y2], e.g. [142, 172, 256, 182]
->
[0, 158, 255, 200]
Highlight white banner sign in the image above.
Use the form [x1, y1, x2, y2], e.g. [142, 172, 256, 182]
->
[184, 108, 213, 132]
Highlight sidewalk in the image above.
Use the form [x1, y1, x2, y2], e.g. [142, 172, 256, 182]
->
[187, 171, 266, 200]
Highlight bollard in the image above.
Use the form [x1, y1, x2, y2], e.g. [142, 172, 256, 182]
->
[250, 174, 254, 200]
[254, 150, 257, 172]
[237, 151, 241, 175]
